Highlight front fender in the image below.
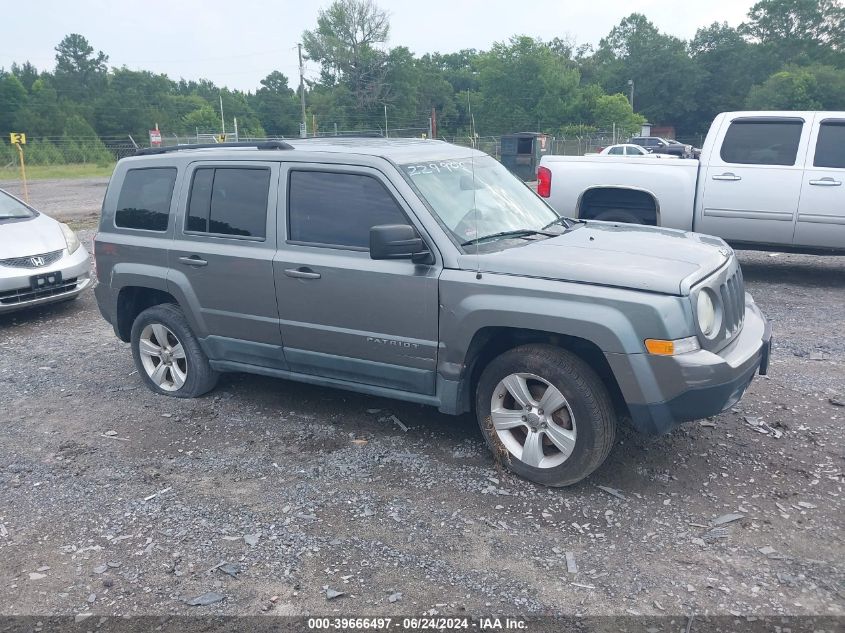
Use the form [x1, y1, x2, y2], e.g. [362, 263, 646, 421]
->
[437, 269, 692, 381]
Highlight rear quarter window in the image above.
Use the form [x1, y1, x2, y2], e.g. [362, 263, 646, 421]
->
[814, 121, 845, 169]
[115, 167, 178, 231]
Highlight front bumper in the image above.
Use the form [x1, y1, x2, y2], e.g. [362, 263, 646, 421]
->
[0, 246, 92, 314]
[608, 293, 772, 435]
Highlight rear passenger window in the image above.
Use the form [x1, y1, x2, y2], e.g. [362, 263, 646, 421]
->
[185, 167, 270, 238]
[720, 119, 803, 166]
[814, 121, 845, 168]
[288, 171, 407, 249]
[115, 168, 177, 231]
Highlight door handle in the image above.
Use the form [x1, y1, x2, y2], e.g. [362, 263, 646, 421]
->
[179, 256, 208, 267]
[712, 173, 742, 181]
[809, 177, 842, 187]
[284, 267, 321, 280]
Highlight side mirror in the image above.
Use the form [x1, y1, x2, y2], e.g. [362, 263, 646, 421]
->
[370, 224, 433, 264]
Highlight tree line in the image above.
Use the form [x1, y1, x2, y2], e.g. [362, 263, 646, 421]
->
[1, 0, 843, 160]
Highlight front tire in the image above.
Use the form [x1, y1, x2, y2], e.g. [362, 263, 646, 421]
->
[130, 303, 218, 398]
[475, 344, 616, 487]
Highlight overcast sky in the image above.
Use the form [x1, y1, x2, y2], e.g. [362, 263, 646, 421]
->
[2, 0, 756, 92]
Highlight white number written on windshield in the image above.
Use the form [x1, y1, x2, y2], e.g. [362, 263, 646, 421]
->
[404, 161, 470, 176]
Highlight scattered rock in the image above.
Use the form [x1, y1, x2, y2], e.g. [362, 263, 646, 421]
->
[243, 533, 260, 546]
[390, 415, 408, 432]
[326, 588, 345, 600]
[28, 572, 46, 580]
[596, 485, 626, 500]
[388, 592, 402, 603]
[565, 551, 578, 574]
[186, 592, 225, 606]
[218, 562, 241, 578]
[712, 513, 745, 526]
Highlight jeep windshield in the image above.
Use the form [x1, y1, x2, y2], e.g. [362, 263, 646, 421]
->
[0, 190, 35, 221]
[400, 155, 561, 249]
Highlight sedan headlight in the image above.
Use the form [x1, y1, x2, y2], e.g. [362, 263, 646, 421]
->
[60, 223, 81, 254]
[696, 290, 717, 337]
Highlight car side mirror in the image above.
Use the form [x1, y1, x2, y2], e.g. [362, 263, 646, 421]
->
[370, 224, 433, 264]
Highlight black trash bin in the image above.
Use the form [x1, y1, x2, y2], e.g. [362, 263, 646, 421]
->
[500, 132, 550, 181]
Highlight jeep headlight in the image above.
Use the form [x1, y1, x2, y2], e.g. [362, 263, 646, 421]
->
[696, 290, 717, 337]
[60, 223, 81, 254]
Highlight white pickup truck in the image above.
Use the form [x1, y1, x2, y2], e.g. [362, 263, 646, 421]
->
[538, 111, 845, 253]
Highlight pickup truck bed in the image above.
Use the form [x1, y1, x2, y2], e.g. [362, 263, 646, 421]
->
[539, 111, 845, 253]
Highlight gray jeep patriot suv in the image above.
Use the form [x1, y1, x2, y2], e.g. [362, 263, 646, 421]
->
[94, 139, 772, 487]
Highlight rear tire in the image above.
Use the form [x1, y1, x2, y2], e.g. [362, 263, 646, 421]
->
[475, 344, 616, 487]
[130, 303, 218, 398]
[592, 209, 647, 224]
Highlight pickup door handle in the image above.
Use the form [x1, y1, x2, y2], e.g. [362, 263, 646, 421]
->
[179, 256, 208, 267]
[809, 177, 842, 187]
[284, 267, 321, 280]
[712, 172, 742, 181]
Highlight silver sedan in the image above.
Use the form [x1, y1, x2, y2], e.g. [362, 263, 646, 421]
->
[0, 188, 92, 314]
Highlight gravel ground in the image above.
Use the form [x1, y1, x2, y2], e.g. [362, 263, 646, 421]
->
[0, 178, 109, 222]
[0, 229, 843, 620]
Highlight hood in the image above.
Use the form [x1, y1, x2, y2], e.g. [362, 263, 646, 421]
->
[458, 222, 731, 296]
[0, 214, 67, 260]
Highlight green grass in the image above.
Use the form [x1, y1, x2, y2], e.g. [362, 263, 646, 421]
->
[0, 163, 115, 181]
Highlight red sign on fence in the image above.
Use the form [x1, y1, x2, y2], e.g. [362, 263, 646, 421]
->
[149, 129, 162, 146]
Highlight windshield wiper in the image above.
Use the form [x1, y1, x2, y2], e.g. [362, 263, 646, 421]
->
[461, 228, 557, 247]
[542, 216, 584, 230]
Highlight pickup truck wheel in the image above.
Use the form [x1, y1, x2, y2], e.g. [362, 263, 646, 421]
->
[476, 344, 616, 487]
[592, 209, 643, 224]
[130, 304, 219, 398]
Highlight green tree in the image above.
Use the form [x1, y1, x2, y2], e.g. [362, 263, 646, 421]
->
[474, 36, 581, 134]
[14, 78, 63, 137]
[303, 0, 390, 111]
[0, 73, 28, 136]
[590, 93, 645, 135]
[746, 63, 845, 109]
[11, 61, 39, 91]
[741, 0, 845, 64]
[591, 14, 700, 132]
[53, 33, 109, 102]
[689, 22, 766, 132]
[182, 106, 222, 133]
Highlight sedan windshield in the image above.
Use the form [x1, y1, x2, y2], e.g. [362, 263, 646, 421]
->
[400, 155, 559, 247]
[0, 190, 35, 220]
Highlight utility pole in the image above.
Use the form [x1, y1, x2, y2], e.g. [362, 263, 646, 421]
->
[298, 43, 307, 138]
[219, 94, 225, 136]
[384, 104, 388, 138]
[628, 79, 634, 111]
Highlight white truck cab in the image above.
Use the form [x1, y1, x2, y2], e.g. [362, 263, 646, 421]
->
[539, 112, 845, 253]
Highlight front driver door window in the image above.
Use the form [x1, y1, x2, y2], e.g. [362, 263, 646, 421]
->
[273, 166, 441, 395]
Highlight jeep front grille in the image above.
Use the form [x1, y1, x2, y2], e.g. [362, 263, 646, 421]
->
[719, 266, 745, 337]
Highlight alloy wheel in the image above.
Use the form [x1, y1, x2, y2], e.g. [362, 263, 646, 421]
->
[490, 372, 577, 469]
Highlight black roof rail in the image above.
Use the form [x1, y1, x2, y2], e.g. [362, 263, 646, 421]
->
[136, 140, 293, 156]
